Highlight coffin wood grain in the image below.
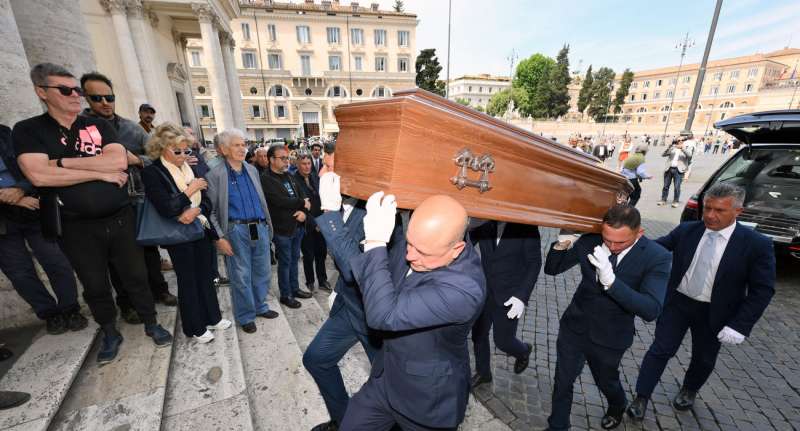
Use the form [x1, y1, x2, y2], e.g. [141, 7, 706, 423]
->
[333, 88, 632, 233]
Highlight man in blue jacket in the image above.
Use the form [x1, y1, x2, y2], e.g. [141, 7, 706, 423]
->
[544, 204, 671, 430]
[339, 192, 486, 431]
[627, 183, 776, 421]
[303, 172, 383, 431]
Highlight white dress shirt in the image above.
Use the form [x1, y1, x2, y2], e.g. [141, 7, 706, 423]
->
[496, 221, 506, 246]
[677, 222, 737, 302]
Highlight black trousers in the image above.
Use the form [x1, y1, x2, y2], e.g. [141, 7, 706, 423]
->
[110, 205, 169, 309]
[548, 325, 627, 431]
[471, 293, 528, 378]
[0, 219, 78, 319]
[629, 178, 642, 207]
[165, 235, 221, 337]
[59, 206, 157, 326]
[635, 292, 721, 397]
[301, 224, 328, 286]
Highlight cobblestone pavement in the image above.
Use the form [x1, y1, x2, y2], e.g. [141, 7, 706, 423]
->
[472, 146, 800, 430]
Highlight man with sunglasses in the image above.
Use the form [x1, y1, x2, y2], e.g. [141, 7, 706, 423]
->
[79, 72, 179, 323]
[12, 63, 173, 365]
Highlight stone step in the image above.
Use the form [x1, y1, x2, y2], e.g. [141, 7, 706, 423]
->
[0, 323, 98, 431]
[161, 285, 254, 431]
[49, 302, 178, 431]
[237, 295, 328, 430]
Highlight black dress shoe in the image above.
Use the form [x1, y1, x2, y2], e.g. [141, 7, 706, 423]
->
[46, 314, 67, 335]
[311, 420, 338, 431]
[306, 282, 316, 292]
[601, 408, 623, 430]
[0, 347, 13, 361]
[157, 292, 178, 306]
[241, 322, 257, 333]
[280, 297, 302, 308]
[626, 396, 648, 421]
[120, 307, 142, 325]
[319, 280, 332, 292]
[0, 390, 31, 410]
[673, 387, 697, 411]
[470, 373, 492, 389]
[294, 289, 313, 299]
[65, 311, 89, 331]
[257, 310, 279, 319]
[514, 343, 533, 374]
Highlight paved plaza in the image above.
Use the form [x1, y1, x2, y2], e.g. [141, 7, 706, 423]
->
[473, 146, 800, 430]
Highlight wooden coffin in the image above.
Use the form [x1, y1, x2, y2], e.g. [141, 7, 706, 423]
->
[333, 88, 633, 233]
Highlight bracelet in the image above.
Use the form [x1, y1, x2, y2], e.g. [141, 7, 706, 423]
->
[56, 158, 64, 168]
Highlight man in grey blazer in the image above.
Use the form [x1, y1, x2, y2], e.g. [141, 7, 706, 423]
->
[658, 137, 694, 208]
[206, 129, 277, 333]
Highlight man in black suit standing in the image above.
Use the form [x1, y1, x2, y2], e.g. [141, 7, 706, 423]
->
[310, 142, 324, 174]
[470, 221, 541, 388]
[544, 205, 671, 430]
[627, 183, 776, 421]
[294, 152, 330, 291]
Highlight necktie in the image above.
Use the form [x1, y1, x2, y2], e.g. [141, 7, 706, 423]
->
[686, 232, 720, 298]
[608, 253, 618, 269]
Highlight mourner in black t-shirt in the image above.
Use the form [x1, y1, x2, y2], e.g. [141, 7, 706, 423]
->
[13, 63, 172, 365]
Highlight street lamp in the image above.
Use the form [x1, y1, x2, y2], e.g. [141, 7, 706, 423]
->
[661, 33, 694, 146]
[683, 0, 724, 134]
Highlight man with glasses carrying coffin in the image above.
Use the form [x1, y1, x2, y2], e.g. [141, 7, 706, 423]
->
[79, 72, 178, 324]
[12, 63, 173, 365]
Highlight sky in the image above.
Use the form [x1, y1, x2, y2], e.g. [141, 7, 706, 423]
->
[371, 0, 800, 78]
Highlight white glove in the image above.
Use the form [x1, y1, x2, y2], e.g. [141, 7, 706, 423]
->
[587, 245, 616, 288]
[319, 172, 342, 211]
[504, 296, 525, 319]
[327, 291, 337, 310]
[717, 326, 745, 345]
[363, 191, 397, 245]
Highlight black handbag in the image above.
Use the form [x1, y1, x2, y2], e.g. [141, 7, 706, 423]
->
[135, 166, 204, 246]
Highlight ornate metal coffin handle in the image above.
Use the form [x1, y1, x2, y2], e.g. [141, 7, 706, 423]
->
[450, 148, 495, 193]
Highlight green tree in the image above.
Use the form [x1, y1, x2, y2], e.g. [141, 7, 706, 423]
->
[577, 65, 594, 114]
[513, 53, 556, 118]
[475, 105, 485, 113]
[415, 48, 445, 96]
[455, 97, 470, 106]
[587, 67, 616, 121]
[393, 0, 405, 12]
[612, 68, 634, 114]
[486, 87, 524, 117]
[547, 44, 572, 118]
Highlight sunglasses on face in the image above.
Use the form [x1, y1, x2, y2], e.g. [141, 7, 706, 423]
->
[172, 149, 193, 156]
[87, 94, 116, 103]
[39, 85, 84, 97]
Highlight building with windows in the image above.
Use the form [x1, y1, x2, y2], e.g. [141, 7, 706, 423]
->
[615, 48, 800, 130]
[187, 0, 417, 140]
[446, 74, 511, 109]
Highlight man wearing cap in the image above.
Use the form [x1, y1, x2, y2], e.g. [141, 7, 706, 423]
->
[138, 103, 156, 134]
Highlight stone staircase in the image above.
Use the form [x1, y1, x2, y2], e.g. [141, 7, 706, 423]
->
[0, 257, 508, 431]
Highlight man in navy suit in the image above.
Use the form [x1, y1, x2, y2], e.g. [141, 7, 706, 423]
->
[627, 183, 776, 421]
[340, 193, 486, 431]
[544, 205, 671, 430]
[303, 172, 383, 431]
[470, 221, 541, 387]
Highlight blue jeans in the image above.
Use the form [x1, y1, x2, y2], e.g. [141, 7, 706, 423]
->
[661, 167, 683, 202]
[224, 223, 272, 325]
[273, 227, 305, 299]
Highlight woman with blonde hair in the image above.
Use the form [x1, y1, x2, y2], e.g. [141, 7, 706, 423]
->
[141, 122, 230, 343]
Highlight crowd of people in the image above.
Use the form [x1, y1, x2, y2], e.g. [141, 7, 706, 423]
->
[0, 62, 777, 431]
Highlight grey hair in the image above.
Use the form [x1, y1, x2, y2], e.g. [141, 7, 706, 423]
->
[30, 63, 74, 87]
[704, 183, 746, 208]
[213, 128, 246, 150]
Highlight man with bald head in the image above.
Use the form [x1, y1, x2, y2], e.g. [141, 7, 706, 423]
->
[339, 192, 486, 431]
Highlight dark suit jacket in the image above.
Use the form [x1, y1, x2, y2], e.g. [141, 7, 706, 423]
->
[349, 237, 486, 428]
[656, 221, 775, 336]
[141, 159, 215, 239]
[545, 234, 671, 350]
[260, 169, 308, 236]
[471, 221, 541, 304]
[294, 171, 321, 229]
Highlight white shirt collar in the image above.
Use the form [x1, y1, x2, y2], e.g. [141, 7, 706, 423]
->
[601, 237, 640, 264]
[705, 221, 736, 241]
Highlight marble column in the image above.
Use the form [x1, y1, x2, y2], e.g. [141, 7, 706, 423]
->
[174, 32, 200, 133]
[220, 33, 246, 130]
[194, 3, 232, 133]
[101, 0, 147, 112]
[0, 0, 41, 126]
[126, 0, 159, 107]
[9, 0, 96, 78]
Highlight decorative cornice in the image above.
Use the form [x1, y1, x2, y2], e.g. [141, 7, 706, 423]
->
[147, 8, 159, 27]
[192, 3, 216, 24]
[126, 0, 145, 18]
[100, 0, 128, 15]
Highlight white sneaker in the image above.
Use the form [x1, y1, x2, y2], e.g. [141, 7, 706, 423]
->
[193, 330, 214, 344]
[207, 319, 232, 331]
